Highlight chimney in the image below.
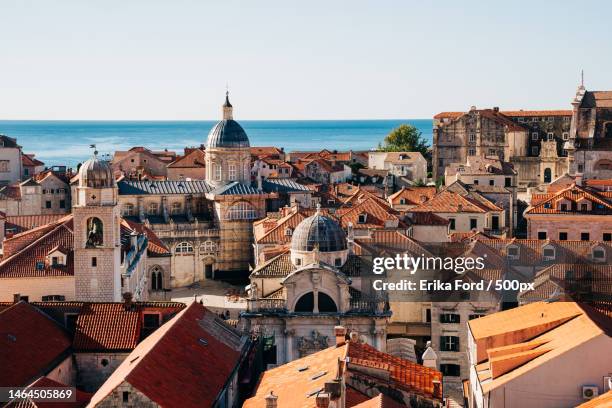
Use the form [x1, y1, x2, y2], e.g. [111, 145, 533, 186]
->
[457, 204, 463, 212]
[575, 173, 583, 186]
[334, 326, 347, 347]
[265, 391, 278, 408]
[122, 292, 133, 311]
[493, 106, 499, 112]
[315, 393, 330, 408]
[349, 331, 359, 343]
[13, 293, 21, 303]
[422, 341, 438, 369]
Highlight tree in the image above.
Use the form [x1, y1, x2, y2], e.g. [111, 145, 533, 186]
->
[378, 124, 429, 157]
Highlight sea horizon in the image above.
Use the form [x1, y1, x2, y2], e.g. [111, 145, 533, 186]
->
[0, 119, 434, 168]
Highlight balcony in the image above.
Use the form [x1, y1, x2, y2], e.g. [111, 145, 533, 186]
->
[247, 298, 287, 312]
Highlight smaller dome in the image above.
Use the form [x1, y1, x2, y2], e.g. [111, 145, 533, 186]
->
[291, 210, 347, 252]
[78, 153, 114, 188]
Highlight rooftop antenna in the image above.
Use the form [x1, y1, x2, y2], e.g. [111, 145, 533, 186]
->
[581, 69, 584, 87]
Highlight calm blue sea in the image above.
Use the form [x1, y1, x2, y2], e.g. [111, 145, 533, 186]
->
[0, 119, 433, 168]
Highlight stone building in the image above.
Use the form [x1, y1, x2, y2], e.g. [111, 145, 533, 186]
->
[0, 169, 71, 217]
[111, 146, 176, 180]
[0, 153, 162, 302]
[241, 208, 390, 366]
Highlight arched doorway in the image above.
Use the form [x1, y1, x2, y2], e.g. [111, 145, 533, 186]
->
[543, 168, 552, 183]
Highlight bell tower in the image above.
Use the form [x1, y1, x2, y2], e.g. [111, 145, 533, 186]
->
[72, 150, 122, 301]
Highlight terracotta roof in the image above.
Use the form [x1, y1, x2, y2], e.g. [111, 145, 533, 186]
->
[250, 146, 284, 158]
[22, 154, 44, 167]
[469, 302, 611, 393]
[0, 302, 72, 387]
[0, 184, 21, 199]
[446, 156, 516, 176]
[345, 386, 371, 407]
[88, 302, 245, 408]
[256, 209, 309, 244]
[0, 216, 74, 278]
[409, 212, 449, 226]
[72, 303, 141, 351]
[6, 376, 92, 408]
[526, 184, 612, 215]
[409, 190, 502, 214]
[244, 341, 442, 408]
[5, 214, 67, 234]
[381, 152, 425, 164]
[250, 250, 293, 278]
[337, 197, 402, 229]
[167, 148, 206, 168]
[388, 187, 437, 206]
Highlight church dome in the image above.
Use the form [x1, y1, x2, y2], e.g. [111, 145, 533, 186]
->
[291, 210, 347, 252]
[78, 153, 114, 188]
[206, 120, 250, 149]
[206, 92, 250, 149]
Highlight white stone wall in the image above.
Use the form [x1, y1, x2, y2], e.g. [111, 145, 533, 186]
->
[0, 276, 75, 301]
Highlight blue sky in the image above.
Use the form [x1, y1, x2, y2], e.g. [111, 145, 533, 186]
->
[1, 0, 610, 120]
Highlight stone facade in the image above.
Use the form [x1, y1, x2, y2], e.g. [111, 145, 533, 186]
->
[75, 352, 130, 392]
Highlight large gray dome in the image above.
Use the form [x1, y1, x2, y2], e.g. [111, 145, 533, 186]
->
[78, 154, 114, 188]
[291, 212, 347, 252]
[206, 120, 250, 149]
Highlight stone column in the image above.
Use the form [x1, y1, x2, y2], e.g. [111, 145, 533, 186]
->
[284, 328, 294, 363]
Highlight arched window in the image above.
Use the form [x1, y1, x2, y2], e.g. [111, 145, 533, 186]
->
[295, 292, 314, 312]
[148, 202, 159, 215]
[171, 202, 182, 215]
[226, 202, 257, 220]
[294, 292, 337, 313]
[151, 266, 163, 291]
[85, 217, 104, 248]
[200, 240, 217, 253]
[544, 168, 552, 183]
[123, 203, 134, 216]
[175, 242, 194, 254]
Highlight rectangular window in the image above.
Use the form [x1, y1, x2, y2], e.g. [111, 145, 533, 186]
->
[123, 392, 129, 403]
[532, 132, 539, 141]
[581, 232, 590, 241]
[469, 134, 476, 142]
[0, 160, 9, 172]
[440, 336, 460, 352]
[604, 233, 612, 242]
[470, 218, 477, 230]
[489, 179, 494, 186]
[143, 313, 160, 329]
[559, 232, 568, 241]
[228, 164, 237, 181]
[469, 313, 485, 320]
[547, 132, 554, 140]
[52, 256, 58, 266]
[468, 148, 476, 156]
[505, 177, 511, 187]
[448, 218, 456, 230]
[560, 203, 568, 211]
[473, 179, 479, 185]
[425, 308, 431, 323]
[538, 231, 547, 240]
[215, 164, 222, 181]
[440, 364, 461, 377]
[60, 200, 66, 208]
[92, 257, 97, 267]
[562, 132, 569, 140]
[440, 313, 460, 324]
[531, 146, 539, 155]
[581, 203, 588, 211]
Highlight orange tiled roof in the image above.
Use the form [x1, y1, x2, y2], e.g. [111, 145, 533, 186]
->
[434, 110, 571, 119]
[5, 214, 67, 234]
[338, 197, 402, 229]
[526, 184, 612, 215]
[0, 302, 72, 387]
[388, 187, 436, 206]
[410, 190, 502, 214]
[73, 303, 142, 351]
[167, 148, 205, 168]
[21, 154, 44, 167]
[244, 341, 442, 408]
[88, 302, 243, 408]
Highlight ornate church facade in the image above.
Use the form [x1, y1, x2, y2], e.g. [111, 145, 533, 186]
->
[117, 93, 277, 288]
[240, 208, 390, 365]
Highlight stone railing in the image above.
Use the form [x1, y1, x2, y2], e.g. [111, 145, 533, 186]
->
[247, 298, 287, 312]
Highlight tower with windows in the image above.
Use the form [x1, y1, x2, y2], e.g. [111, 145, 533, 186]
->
[72, 151, 122, 301]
